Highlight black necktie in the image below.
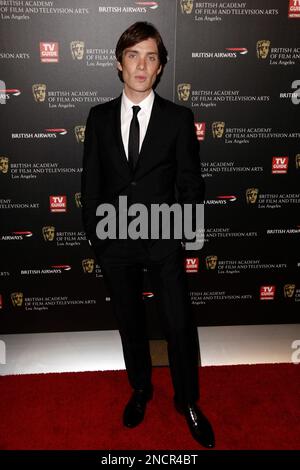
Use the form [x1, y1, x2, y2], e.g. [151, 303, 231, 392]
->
[128, 105, 141, 170]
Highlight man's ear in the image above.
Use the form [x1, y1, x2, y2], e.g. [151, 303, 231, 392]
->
[117, 61, 123, 72]
[157, 65, 162, 75]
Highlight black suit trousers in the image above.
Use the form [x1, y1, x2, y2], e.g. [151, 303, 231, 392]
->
[96, 239, 200, 405]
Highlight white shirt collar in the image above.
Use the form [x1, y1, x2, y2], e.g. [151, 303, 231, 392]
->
[122, 89, 155, 115]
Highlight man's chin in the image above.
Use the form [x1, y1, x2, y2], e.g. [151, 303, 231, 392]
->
[128, 85, 152, 95]
[133, 82, 150, 90]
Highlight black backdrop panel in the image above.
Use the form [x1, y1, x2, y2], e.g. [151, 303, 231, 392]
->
[0, 1, 299, 334]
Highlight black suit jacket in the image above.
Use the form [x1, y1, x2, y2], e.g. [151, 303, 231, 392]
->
[81, 92, 204, 258]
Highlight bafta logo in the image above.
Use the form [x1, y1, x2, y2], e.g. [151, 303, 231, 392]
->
[284, 284, 295, 298]
[42, 226, 55, 241]
[212, 121, 225, 138]
[0, 156, 9, 174]
[246, 188, 259, 204]
[11, 292, 23, 307]
[206, 255, 218, 270]
[177, 83, 191, 101]
[70, 41, 85, 60]
[82, 258, 95, 273]
[180, 0, 193, 14]
[75, 192, 82, 208]
[74, 125, 86, 143]
[296, 154, 300, 169]
[256, 40, 270, 59]
[32, 83, 46, 102]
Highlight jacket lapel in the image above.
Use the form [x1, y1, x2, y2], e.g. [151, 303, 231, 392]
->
[134, 93, 164, 175]
[113, 95, 133, 176]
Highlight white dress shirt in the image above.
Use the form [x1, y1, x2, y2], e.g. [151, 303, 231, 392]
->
[120, 89, 155, 158]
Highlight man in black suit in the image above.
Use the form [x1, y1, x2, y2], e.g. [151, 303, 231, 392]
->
[81, 22, 215, 448]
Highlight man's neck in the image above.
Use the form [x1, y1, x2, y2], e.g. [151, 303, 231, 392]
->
[123, 87, 153, 104]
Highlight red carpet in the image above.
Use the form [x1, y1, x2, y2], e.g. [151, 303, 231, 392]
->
[0, 364, 300, 450]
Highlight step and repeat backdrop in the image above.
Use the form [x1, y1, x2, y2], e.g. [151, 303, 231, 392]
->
[1, 0, 299, 334]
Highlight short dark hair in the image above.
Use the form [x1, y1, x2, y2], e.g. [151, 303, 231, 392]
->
[115, 21, 168, 83]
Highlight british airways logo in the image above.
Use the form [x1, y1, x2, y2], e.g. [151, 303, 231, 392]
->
[135, 1, 158, 8]
[0, 79, 21, 104]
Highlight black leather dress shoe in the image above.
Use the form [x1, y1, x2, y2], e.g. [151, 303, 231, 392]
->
[123, 388, 153, 428]
[175, 401, 215, 448]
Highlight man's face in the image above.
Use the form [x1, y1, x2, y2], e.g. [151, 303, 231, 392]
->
[117, 38, 162, 99]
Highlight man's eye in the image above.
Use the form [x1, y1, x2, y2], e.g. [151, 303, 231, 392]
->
[149, 56, 156, 61]
[128, 53, 136, 58]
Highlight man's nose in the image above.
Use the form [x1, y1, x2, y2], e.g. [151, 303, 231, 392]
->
[137, 57, 146, 69]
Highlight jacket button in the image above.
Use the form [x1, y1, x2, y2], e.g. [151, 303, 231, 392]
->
[131, 181, 137, 186]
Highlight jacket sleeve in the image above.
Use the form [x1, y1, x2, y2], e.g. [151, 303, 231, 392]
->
[175, 107, 205, 237]
[81, 107, 102, 244]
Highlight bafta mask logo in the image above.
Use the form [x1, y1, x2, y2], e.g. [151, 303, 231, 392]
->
[246, 188, 259, 204]
[296, 154, 300, 169]
[42, 225, 55, 241]
[212, 121, 225, 138]
[206, 255, 218, 270]
[177, 83, 191, 101]
[180, 0, 194, 14]
[256, 40, 271, 59]
[32, 83, 46, 102]
[70, 41, 85, 60]
[74, 125, 85, 143]
[11, 292, 23, 307]
[82, 258, 95, 273]
[75, 192, 82, 208]
[0, 156, 9, 174]
[284, 284, 295, 298]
